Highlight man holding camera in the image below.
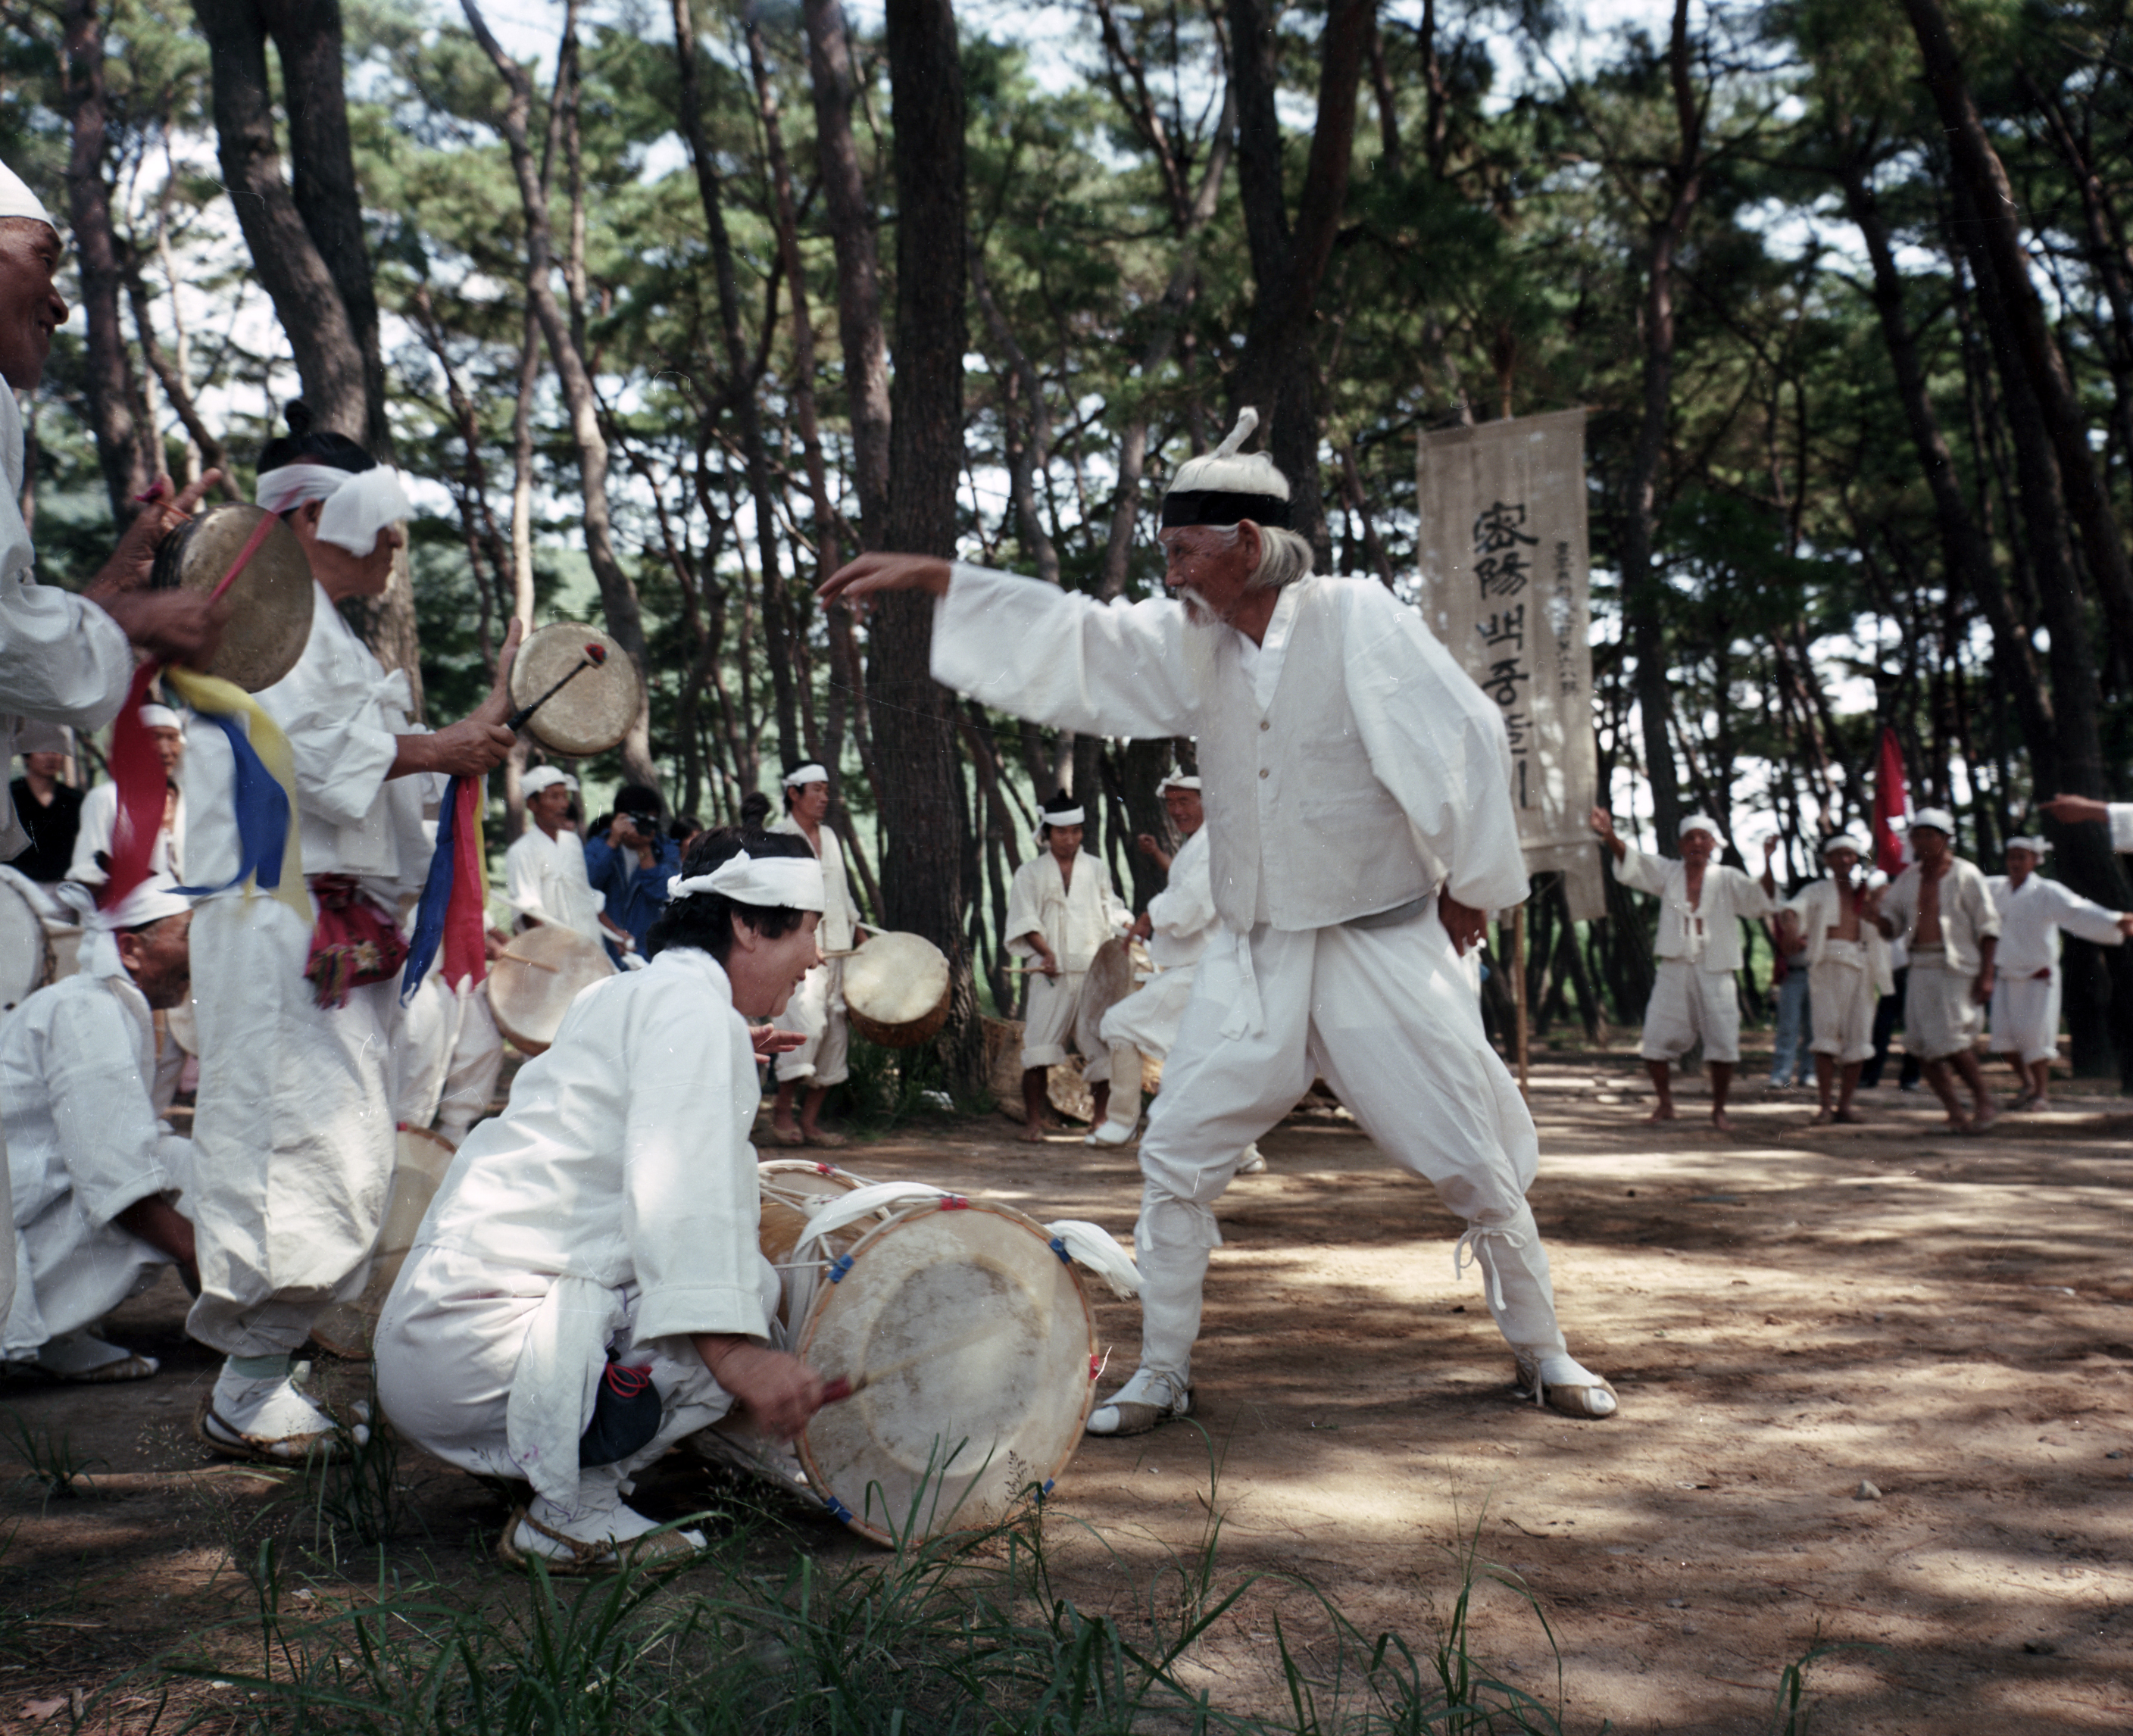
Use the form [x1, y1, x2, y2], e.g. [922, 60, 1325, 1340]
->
[585, 784, 681, 960]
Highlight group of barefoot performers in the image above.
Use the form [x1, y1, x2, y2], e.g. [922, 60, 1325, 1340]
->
[5, 148, 2133, 1569]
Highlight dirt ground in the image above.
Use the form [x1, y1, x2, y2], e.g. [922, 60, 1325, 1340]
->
[2, 1045, 2132, 1732]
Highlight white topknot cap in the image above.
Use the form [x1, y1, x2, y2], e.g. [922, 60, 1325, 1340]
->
[0, 160, 58, 232]
[1163, 408, 1293, 528]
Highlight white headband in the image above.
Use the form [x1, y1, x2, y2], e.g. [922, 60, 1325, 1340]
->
[1158, 774, 1201, 793]
[255, 462, 413, 557]
[1910, 807, 1955, 834]
[782, 763, 829, 788]
[1822, 833, 1870, 859]
[1679, 813, 1722, 839]
[0, 160, 57, 231]
[667, 849, 825, 912]
[2007, 835, 2052, 855]
[522, 767, 579, 797]
[1042, 807, 1085, 829]
[52, 877, 190, 980]
[139, 704, 181, 731]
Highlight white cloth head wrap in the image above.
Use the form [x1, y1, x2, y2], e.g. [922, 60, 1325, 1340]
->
[1678, 813, 1722, 840]
[139, 704, 181, 731]
[782, 763, 829, 788]
[255, 462, 412, 557]
[0, 160, 57, 232]
[1158, 773, 1202, 793]
[1042, 807, 1085, 829]
[1909, 807, 1955, 835]
[2006, 834, 2051, 855]
[13, 720, 69, 757]
[52, 876, 190, 979]
[1822, 832, 1870, 859]
[522, 766, 579, 797]
[668, 848, 825, 912]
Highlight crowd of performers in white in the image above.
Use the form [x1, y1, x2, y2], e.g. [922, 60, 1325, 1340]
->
[5, 151, 2133, 1569]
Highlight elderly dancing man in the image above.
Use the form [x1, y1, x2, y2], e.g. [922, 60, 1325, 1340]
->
[820, 407, 1615, 1432]
[1590, 807, 1779, 1132]
[1984, 835, 2131, 1110]
[1874, 809, 2001, 1132]
[1780, 833, 1891, 1125]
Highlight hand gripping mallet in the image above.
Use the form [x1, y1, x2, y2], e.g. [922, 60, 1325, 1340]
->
[505, 642, 607, 734]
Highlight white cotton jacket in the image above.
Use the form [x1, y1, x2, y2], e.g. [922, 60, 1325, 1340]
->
[931, 566, 1528, 931]
[1784, 876, 1894, 994]
[68, 780, 184, 885]
[1611, 845, 1775, 973]
[504, 825, 607, 944]
[1881, 857, 2001, 975]
[1004, 848, 1127, 973]
[1146, 826, 1218, 971]
[0, 970, 190, 1355]
[771, 813, 859, 954]
[0, 390, 133, 860]
[1988, 873, 2125, 977]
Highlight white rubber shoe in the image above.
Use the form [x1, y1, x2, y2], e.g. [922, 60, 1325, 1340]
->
[499, 1491, 707, 1575]
[195, 1366, 365, 1462]
[34, 1330, 158, 1382]
[1085, 1367, 1192, 1437]
[1085, 1121, 1136, 1147]
[1236, 1144, 1267, 1174]
[1513, 1352, 1619, 1419]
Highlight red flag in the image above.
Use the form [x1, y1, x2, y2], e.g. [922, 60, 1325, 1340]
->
[101, 663, 167, 911]
[1871, 726, 1910, 876]
[442, 774, 489, 991]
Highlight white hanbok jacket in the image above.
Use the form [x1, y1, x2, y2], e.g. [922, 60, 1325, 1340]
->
[0, 391, 133, 860]
[389, 945, 767, 1503]
[1004, 849, 1126, 973]
[770, 813, 858, 954]
[1881, 858, 2000, 974]
[68, 781, 184, 885]
[1612, 846, 1775, 973]
[0, 969, 189, 1356]
[931, 567, 1528, 930]
[504, 825, 606, 943]
[1784, 877, 1894, 995]
[1144, 827, 1218, 972]
[1988, 874, 2125, 979]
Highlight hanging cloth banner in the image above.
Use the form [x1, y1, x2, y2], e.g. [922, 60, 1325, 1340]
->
[1871, 726, 1911, 877]
[399, 773, 491, 1004]
[1416, 407, 1604, 922]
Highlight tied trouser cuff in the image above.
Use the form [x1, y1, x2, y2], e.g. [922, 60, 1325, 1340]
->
[1454, 1201, 1566, 1360]
[1132, 1188, 1222, 1386]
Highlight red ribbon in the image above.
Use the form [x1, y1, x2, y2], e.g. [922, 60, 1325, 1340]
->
[101, 664, 167, 911]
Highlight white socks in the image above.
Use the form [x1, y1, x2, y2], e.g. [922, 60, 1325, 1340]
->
[212, 1358, 362, 1445]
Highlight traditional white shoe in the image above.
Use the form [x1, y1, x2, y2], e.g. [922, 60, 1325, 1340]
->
[1512, 1353, 1619, 1419]
[34, 1330, 158, 1382]
[1085, 1367, 1192, 1437]
[195, 1370, 366, 1463]
[1084, 1122, 1136, 1147]
[1236, 1144, 1267, 1175]
[498, 1495, 707, 1575]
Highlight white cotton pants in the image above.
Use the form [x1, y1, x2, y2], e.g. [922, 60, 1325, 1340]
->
[395, 973, 506, 1140]
[375, 1243, 762, 1501]
[1807, 944, 1877, 1066]
[1640, 959, 1741, 1063]
[1095, 966, 1198, 1134]
[186, 894, 400, 1357]
[1990, 969, 2060, 1065]
[1020, 969, 1117, 1084]
[1131, 903, 1566, 1389]
[1905, 951, 1982, 1062]
[774, 958, 850, 1087]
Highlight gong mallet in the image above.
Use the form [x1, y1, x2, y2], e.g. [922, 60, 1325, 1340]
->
[506, 642, 607, 733]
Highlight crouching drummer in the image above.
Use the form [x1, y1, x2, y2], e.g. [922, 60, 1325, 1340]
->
[374, 829, 835, 1573]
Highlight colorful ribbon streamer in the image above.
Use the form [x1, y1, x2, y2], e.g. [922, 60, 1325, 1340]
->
[162, 666, 308, 926]
[399, 773, 490, 1003]
[99, 663, 170, 913]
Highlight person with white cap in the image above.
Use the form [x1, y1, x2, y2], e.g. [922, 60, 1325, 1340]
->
[1874, 808, 2001, 1130]
[821, 407, 1617, 1432]
[1984, 835, 2131, 1110]
[179, 404, 523, 1462]
[1088, 771, 1265, 1172]
[768, 760, 863, 1147]
[1590, 807, 1780, 1132]
[504, 767, 615, 948]
[0, 875, 196, 1381]
[1004, 790, 1130, 1144]
[1779, 833, 1891, 1124]
[69, 703, 186, 885]
[375, 828, 836, 1572]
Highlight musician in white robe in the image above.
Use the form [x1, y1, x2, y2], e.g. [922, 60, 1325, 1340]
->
[376, 830, 834, 1572]
[820, 407, 1616, 1432]
[770, 761, 863, 1147]
[1005, 792, 1130, 1144]
[1985, 835, 2131, 1109]
[1875, 809, 2001, 1131]
[69, 704, 186, 884]
[0, 877, 196, 1380]
[1592, 807, 1779, 1132]
[1089, 773, 1264, 1172]
[504, 767, 613, 945]
[1780, 833, 1891, 1125]
[0, 161, 222, 1323]
[182, 407, 519, 1461]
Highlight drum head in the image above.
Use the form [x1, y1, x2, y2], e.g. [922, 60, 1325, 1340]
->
[843, 931, 951, 1049]
[796, 1200, 1097, 1546]
[0, 874, 52, 1013]
[509, 623, 642, 757]
[487, 923, 615, 1054]
[151, 503, 314, 692]
[311, 1126, 460, 1359]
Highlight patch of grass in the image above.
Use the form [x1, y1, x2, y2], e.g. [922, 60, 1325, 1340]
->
[1, 1407, 105, 1507]
[1766, 1633, 1888, 1736]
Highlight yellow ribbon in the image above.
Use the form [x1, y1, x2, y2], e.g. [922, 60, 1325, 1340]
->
[163, 666, 311, 926]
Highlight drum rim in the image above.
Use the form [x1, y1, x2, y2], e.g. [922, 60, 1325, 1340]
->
[507, 622, 642, 757]
[792, 1196, 1098, 1546]
[0, 874, 54, 1007]
[486, 923, 616, 1054]
[150, 503, 315, 692]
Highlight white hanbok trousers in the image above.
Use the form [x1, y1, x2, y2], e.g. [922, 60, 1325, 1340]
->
[394, 973, 505, 1140]
[1807, 944, 1877, 1066]
[1095, 965, 1198, 1133]
[376, 1243, 775, 1510]
[1639, 960, 1741, 1063]
[186, 895, 399, 1357]
[1132, 901, 1565, 1387]
[1990, 971, 2061, 1065]
[773, 957, 849, 1087]
[1020, 969, 1118, 1083]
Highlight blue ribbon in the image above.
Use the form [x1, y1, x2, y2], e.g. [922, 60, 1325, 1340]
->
[399, 773, 465, 1006]
[170, 710, 292, 900]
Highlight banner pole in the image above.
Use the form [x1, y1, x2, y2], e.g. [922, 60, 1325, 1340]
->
[1513, 904, 1529, 1097]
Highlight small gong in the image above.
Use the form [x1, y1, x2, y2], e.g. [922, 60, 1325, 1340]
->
[508, 623, 640, 756]
[149, 502, 315, 692]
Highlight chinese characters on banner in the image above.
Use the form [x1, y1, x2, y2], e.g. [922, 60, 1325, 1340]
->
[1416, 408, 1604, 920]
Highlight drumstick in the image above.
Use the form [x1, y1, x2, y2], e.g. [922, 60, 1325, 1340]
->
[498, 949, 560, 973]
[505, 643, 607, 733]
[834, 1319, 1008, 1397]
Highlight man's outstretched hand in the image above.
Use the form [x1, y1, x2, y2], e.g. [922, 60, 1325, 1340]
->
[817, 552, 952, 615]
[1440, 891, 1487, 956]
[2042, 794, 2111, 827]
